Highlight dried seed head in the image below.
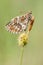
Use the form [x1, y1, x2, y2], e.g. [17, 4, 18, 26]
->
[18, 32, 29, 47]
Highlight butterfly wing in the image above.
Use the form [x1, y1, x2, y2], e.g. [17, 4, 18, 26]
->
[5, 17, 23, 33]
[5, 12, 32, 34]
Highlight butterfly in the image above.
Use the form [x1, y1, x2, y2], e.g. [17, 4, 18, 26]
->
[5, 11, 34, 34]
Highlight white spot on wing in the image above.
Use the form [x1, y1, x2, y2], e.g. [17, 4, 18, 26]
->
[22, 25, 26, 30]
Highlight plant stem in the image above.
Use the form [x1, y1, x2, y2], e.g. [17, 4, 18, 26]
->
[20, 47, 24, 65]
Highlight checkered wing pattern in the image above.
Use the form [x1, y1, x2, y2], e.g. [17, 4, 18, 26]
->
[5, 12, 32, 34]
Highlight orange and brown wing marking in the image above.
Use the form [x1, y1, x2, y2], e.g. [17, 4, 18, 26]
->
[9, 23, 22, 33]
[7, 24, 15, 33]
[10, 25, 15, 30]
[21, 16, 26, 22]
[17, 23, 22, 32]
[13, 18, 17, 24]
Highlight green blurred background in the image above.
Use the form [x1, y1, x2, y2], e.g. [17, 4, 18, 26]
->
[0, 0, 43, 65]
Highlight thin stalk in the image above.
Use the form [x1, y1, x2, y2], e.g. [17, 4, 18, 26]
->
[20, 47, 24, 65]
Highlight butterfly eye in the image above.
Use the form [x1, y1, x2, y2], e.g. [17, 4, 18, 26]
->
[29, 16, 31, 19]
[28, 15, 32, 20]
